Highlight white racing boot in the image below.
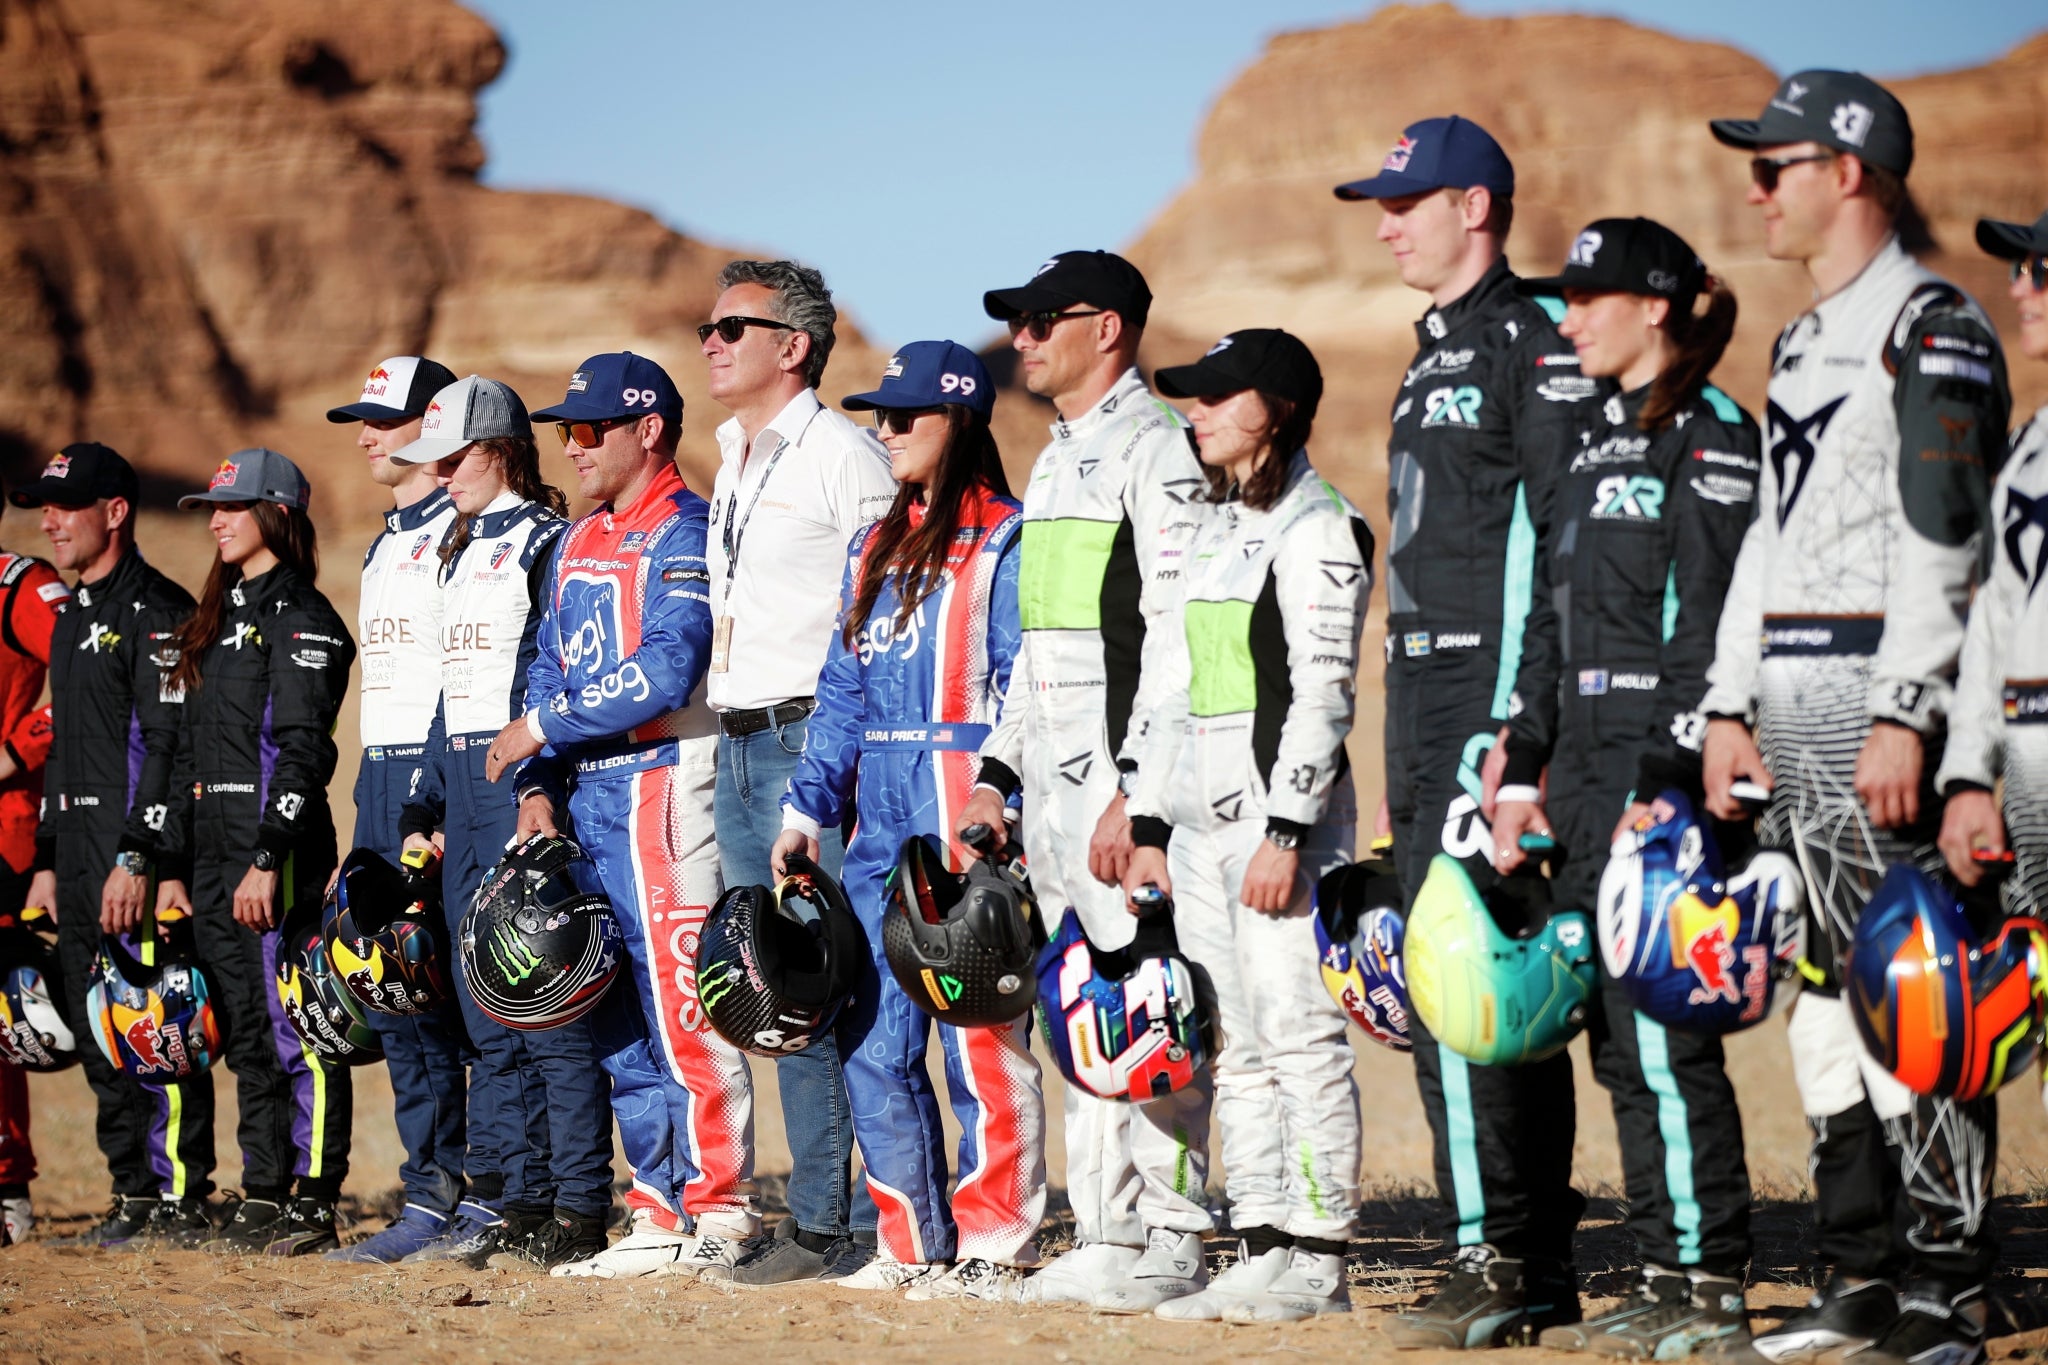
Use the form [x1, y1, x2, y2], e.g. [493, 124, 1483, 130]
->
[1022, 1241, 1141, 1305]
[1094, 1228, 1207, 1315]
[551, 1208, 696, 1279]
[905, 1258, 1029, 1303]
[1156, 1241, 1293, 1321]
[836, 1255, 949, 1292]
[1224, 1247, 1351, 1322]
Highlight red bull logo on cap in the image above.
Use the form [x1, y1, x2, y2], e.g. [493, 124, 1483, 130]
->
[45, 453, 71, 479]
[207, 459, 240, 492]
[1383, 135, 1416, 172]
[361, 364, 394, 400]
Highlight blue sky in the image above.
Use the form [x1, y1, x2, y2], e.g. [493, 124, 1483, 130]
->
[465, 1, 2043, 351]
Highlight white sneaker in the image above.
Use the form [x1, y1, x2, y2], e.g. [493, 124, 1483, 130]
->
[905, 1257, 1028, 1303]
[550, 1210, 696, 1279]
[1094, 1227, 1207, 1314]
[1, 1193, 31, 1246]
[1223, 1248, 1351, 1322]
[660, 1229, 748, 1278]
[1156, 1243, 1292, 1321]
[837, 1256, 949, 1292]
[1021, 1241, 1141, 1304]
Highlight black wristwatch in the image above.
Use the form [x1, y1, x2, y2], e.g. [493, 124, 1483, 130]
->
[1265, 827, 1301, 852]
[251, 846, 281, 873]
[114, 851, 153, 879]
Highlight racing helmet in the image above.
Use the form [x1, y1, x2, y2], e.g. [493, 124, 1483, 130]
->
[325, 847, 451, 1016]
[0, 909, 77, 1072]
[1405, 854, 1595, 1066]
[87, 911, 220, 1082]
[1313, 853, 1412, 1051]
[275, 892, 384, 1065]
[1035, 902, 1213, 1101]
[697, 852, 866, 1056]
[1847, 863, 2048, 1100]
[459, 835, 623, 1030]
[1597, 789, 1805, 1033]
[883, 834, 1044, 1027]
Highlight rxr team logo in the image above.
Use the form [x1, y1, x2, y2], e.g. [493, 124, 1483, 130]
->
[1592, 474, 1665, 519]
[1421, 385, 1482, 427]
[1567, 230, 1603, 267]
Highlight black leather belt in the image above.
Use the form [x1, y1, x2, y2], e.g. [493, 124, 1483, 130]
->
[718, 697, 816, 738]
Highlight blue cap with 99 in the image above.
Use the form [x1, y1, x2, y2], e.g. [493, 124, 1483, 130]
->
[1333, 114, 1516, 201]
[841, 340, 994, 418]
[530, 351, 683, 424]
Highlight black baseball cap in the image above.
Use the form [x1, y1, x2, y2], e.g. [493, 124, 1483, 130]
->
[1976, 210, 2048, 260]
[1519, 218, 1707, 308]
[983, 250, 1152, 330]
[1710, 70, 1914, 177]
[325, 355, 459, 423]
[1154, 329, 1323, 421]
[8, 442, 141, 509]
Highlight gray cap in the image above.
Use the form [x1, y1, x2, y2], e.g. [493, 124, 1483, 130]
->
[179, 448, 312, 511]
[1710, 70, 1913, 177]
[390, 375, 532, 466]
[1977, 210, 2048, 260]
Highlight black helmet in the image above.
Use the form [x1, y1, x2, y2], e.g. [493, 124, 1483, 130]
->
[325, 847, 451, 1016]
[696, 853, 865, 1056]
[0, 909, 77, 1072]
[883, 833, 1044, 1027]
[275, 891, 384, 1065]
[459, 834, 623, 1030]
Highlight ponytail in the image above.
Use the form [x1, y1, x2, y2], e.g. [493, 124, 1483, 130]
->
[1640, 275, 1738, 433]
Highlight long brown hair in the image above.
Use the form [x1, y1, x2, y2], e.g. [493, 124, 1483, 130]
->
[1640, 276, 1739, 433]
[842, 407, 1010, 646]
[1195, 393, 1314, 512]
[438, 437, 569, 569]
[168, 501, 319, 696]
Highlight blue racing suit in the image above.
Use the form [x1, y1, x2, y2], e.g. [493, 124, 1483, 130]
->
[781, 486, 1046, 1266]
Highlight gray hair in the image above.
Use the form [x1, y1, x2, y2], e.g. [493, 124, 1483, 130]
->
[716, 259, 837, 389]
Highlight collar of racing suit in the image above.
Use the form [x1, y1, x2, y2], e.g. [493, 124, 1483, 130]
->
[1049, 365, 1148, 442]
[383, 484, 453, 534]
[73, 546, 148, 609]
[1413, 255, 1518, 346]
[230, 559, 296, 610]
[599, 458, 687, 530]
[466, 488, 531, 538]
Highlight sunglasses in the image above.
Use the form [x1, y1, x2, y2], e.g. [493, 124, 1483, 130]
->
[1749, 151, 1835, 193]
[1006, 308, 1106, 343]
[2011, 254, 2048, 292]
[554, 415, 640, 448]
[697, 315, 796, 345]
[873, 407, 941, 436]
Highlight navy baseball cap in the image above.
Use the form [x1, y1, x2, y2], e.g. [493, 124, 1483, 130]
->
[842, 341, 995, 418]
[1710, 70, 1913, 177]
[325, 355, 458, 423]
[530, 352, 683, 424]
[9, 442, 141, 509]
[1334, 115, 1515, 201]
[1977, 209, 2048, 260]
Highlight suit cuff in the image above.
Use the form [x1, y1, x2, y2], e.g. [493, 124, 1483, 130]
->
[781, 805, 822, 840]
[1130, 815, 1173, 850]
[1495, 784, 1543, 806]
[974, 758, 1020, 801]
[526, 709, 549, 745]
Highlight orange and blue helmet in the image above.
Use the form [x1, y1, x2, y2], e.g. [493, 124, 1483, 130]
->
[87, 913, 220, 1082]
[1035, 901, 1212, 1102]
[1846, 863, 2047, 1100]
[1312, 854, 1412, 1051]
[0, 909, 76, 1072]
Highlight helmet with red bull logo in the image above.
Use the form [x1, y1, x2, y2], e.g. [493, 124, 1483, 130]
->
[0, 909, 77, 1072]
[1312, 850, 1412, 1051]
[1035, 893, 1214, 1102]
[1597, 789, 1804, 1033]
[325, 847, 451, 1016]
[86, 911, 220, 1082]
[1846, 863, 2047, 1101]
[1405, 854, 1595, 1066]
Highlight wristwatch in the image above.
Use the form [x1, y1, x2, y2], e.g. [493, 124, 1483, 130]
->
[114, 851, 152, 878]
[1265, 827, 1301, 852]
[251, 846, 281, 873]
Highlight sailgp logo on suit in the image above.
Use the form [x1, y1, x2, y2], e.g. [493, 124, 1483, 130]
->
[1421, 386, 1482, 427]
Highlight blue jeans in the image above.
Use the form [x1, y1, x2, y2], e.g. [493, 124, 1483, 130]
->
[716, 714, 876, 1240]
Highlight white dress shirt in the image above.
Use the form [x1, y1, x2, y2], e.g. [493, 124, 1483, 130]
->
[708, 387, 896, 712]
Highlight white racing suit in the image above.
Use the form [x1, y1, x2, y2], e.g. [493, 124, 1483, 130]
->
[1938, 405, 2048, 920]
[975, 367, 1211, 1246]
[1700, 237, 2011, 1287]
[1127, 452, 1374, 1244]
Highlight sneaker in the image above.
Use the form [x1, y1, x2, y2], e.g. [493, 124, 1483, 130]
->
[1576, 1271, 1748, 1358]
[64, 1195, 158, 1248]
[1388, 1243, 1578, 1350]
[115, 1195, 213, 1251]
[1022, 1241, 1142, 1305]
[822, 1236, 878, 1282]
[663, 1229, 746, 1279]
[401, 1200, 508, 1264]
[1094, 1227, 1208, 1315]
[1224, 1248, 1352, 1323]
[1749, 1276, 1897, 1365]
[265, 1197, 340, 1257]
[325, 1204, 450, 1263]
[489, 1211, 607, 1272]
[202, 1196, 287, 1254]
[905, 1257, 1028, 1303]
[1, 1188, 31, 1245]
[551, 1209, 696, 1280]
[1846, 1284, 1986, 1365]
[731, 1222, 840, 1287]
[836, 1254, 948, 1292]
[1158, 1243, 1293, 1321]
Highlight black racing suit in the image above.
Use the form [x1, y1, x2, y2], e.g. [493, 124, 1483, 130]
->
[159, 564, 357, 1201]
[1500, 384, 1762, 1276]
[1381, 257, 1608, 1267]
[34, 549, 203, 1198]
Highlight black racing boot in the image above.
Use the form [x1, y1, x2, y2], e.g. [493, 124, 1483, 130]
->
[202, 1194, 288, 1254]
[458, 1205, 548, 1269]
[63, 1194, 159, 1248]
[1574, 1270, 1748, 1358]
[1747, 1274, 1898, 1364]
[117, 1195, 215, 1251]
[265, 1196, 340, 1257]
[490, 1210, 608, 1272]
[1390, 1244, 1579, 1350]
[1850, 1283, 1987, 1365]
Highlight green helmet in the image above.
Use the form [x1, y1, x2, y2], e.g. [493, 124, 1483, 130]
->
[1405, 855, 1595, 1066]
